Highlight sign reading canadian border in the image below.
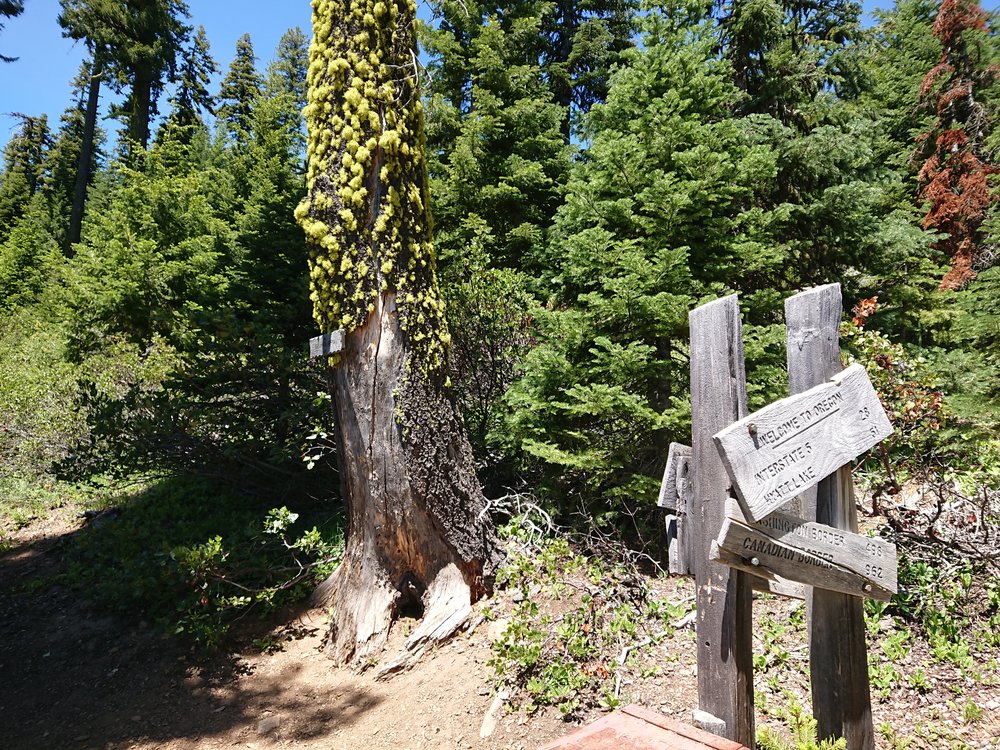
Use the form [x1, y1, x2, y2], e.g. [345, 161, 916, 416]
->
[712, 511, 897, 599]
[712, 363, 892, 523]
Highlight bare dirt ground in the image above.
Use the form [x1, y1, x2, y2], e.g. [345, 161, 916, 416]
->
[2, 507, 999, 750]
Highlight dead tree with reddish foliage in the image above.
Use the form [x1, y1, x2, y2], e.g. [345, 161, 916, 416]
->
[915, 0, 999, 290]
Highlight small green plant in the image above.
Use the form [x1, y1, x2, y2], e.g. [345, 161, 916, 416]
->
[961, 699, 983, 724]
[881, 629, 911, 661]
[252, 635, 286, 654]
[756, 614, 792, 670]
[758, 693, 848, 750]
[878, 722, 912, 750]
[864, 598, 889, 633]
[868, 659, 900, 700]
[906, 666, 930, 693]
[928, 631, 973, 669]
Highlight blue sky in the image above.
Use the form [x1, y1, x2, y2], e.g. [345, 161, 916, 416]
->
[0, 0, 313, 144]
[0, 0, 896, 155]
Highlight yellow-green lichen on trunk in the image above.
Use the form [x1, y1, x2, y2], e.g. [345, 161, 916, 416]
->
[297, 0, 450, 372]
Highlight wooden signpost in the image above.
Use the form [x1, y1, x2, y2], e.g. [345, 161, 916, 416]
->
[786, 284, 876, 750]
[689, 295, 755, 746]
[678, 283, 894, 750]
[310, 330, 346, 359]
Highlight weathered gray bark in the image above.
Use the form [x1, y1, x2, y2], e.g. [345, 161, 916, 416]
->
[67, 53, 102, 252]
[312, 291, 501, 675]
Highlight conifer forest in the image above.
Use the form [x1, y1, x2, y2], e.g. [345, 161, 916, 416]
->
[3, 0, 1000, 748]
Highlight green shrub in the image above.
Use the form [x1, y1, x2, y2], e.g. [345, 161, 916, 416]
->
[57, 475, 344, 648]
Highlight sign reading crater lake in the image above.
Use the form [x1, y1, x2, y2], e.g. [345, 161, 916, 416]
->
[713, 363, 893, 522]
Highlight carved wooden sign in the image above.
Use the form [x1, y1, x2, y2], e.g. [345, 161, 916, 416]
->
[713, 363, 892, 523]
[658, 443, 693, 575]
[712, 512, 897, 600]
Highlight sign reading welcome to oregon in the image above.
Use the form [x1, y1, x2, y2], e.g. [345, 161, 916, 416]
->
[712, 364, 892, 523]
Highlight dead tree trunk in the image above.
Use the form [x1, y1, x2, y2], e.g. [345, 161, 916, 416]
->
[299, 0, 501, 673]
[312, 291, 500, 673]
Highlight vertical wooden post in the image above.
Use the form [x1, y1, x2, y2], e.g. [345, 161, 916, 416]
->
[785, 284, 874, 750]
[689, 295, 755, 748]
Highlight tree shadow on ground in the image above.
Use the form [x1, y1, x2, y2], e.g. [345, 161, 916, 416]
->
[0, 474, 369, 750]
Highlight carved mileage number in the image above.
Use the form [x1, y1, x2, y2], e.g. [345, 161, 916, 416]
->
[859, 405, 879, 438]
[865, 541, 885, 558]
[864, 540, 885, 579]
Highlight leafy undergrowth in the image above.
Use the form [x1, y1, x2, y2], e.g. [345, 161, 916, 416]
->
[485, 503, 1000, 749]
[750, 536, 1000, 749]
[19, 474, 344, 648]
[487, 526, 694, 719]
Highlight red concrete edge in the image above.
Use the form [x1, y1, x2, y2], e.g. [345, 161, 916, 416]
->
[620, 705, 748, 750]
[536, 705, 750, 750]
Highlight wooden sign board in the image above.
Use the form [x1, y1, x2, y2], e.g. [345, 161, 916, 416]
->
[659, 443, 693, 575]
[309, 330, 346, 359]
[713, 363, 892, 522]
[658, 442, 691, 511]
[712, 515, 896, 601]
[750, 571, 808, 601]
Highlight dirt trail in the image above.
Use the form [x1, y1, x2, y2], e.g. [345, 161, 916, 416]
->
[3, 509, 1000, 749]
[0, 509, 618, 750]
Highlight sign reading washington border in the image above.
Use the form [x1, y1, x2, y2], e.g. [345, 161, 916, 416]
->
[741, 510, 895, 595]
[712, 516, 896, 601]
[712, 363, 893, 522]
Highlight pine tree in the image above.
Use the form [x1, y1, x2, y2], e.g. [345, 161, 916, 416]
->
[0, 115, 51, 242]
[58, 0, 191, 155]
[423, 7, 571, 273]
[45, 62, 106, 248]
[0, 0, 24, 62]
[863, 0, 941, 164]
[218, 33, 263, 149]
[162, 25, 217, 137]
[296, 0, 500, 669]
[914, 0, 999, 289]
[266, 27, 309, 115]
[716, 0, 865, 127]
[539, 0, 636, 136]
[263, 27, 310, 163]
[423, 0, 635, 142]
[0, 112, 61, 312]
[236, 90, 310, 338]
